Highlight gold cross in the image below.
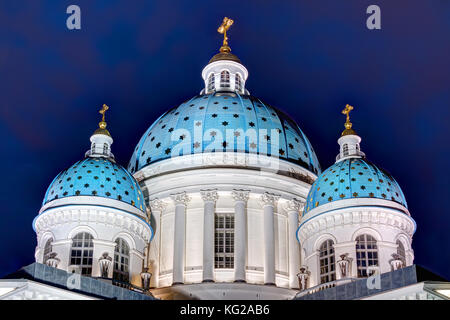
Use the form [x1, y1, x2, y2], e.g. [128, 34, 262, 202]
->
[217, 17, 234, 52]
[342, 104, 354, 124]
[99, 104, 109, 122]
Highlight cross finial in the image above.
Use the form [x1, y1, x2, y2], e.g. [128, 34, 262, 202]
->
[99, 104, 109, 129]
[341, 104, 357, 136]
[342, 104, 354, 128]
[217, 17, 234, 53]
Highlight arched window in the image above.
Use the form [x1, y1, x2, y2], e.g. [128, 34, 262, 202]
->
[343, 144, 349, 156]
[103, 143, 108, 155]
[91, 143, 96, 154]
[319, 240, 336, 284]
[396, 240, 406, 267]
[113, 238, 130, 283]
[208, 74, 215, 92]
[235, 74, 242, 92]
[70, 232, 94, 276]
[356, 234, 378, 277]
[220, 70, 230, 88]
[43, 238, 53, 264]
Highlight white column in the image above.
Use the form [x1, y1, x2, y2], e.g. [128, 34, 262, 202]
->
[170, 192, 190, 284]
[200, 189, 219, 282]
[50, 239, 72, 271]
[149, 198, 167, 288]
[377, 241, 399, 274]
[260, 192, 280, 285]
[285, 199, 303, 289]
[232, 190, 250, 282]
[129, 249, 145, 287]
[92, 240, 116, 278]
[333, 241, 357, 279]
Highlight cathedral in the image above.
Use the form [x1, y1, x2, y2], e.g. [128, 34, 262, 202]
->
[0, 18, 448, 301]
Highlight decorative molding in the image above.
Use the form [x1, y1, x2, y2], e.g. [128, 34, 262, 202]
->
[200, 189, 219, 203]
[149, 198, 167, 212]
[298, 209, 415, 243]
[260, 192, 280, 207]
[284, 198, 304, 213]
[34, 208, 152, 243]
[232, 189, 250, 203]
[170, 192, 191, 206]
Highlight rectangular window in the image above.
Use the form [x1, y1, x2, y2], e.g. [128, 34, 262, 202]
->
[214, 213, 234, 269]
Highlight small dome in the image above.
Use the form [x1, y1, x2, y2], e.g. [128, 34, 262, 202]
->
[43, 157, 146, 212]
[209, 51, 241, 64]
[128, 92, 321, 175]
[304, 157, 407, 215]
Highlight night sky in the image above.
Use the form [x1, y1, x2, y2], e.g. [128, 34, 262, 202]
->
[0, 1, 448, 279]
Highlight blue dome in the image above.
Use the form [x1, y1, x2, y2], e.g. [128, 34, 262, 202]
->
[304, 157, 407, 215]
[128, 93, 321, 174]
[43, 157, 146, 212]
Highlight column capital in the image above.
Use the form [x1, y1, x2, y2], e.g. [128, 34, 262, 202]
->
[232, 189, 250, 203]
[200, 189, 219, 203]
[149, 198, 167, 212]
[284, 198, 304, 213]
[170, 192, 191, 206]
[260, 192, 280, 207]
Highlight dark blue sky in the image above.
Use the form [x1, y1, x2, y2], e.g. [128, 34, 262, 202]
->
[0, 1, 448, 279]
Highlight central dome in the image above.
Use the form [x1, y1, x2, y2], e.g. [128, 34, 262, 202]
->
[128, 92, 320, 175]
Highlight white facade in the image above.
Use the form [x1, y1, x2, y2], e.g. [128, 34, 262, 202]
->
[17, 31, 443, 301]
[140, 153, 314, 299]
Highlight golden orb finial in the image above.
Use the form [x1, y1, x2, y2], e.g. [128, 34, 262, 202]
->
[341, 104, 357, 136]
[99, 104, 109, 129]
[217, 17, 234, 53]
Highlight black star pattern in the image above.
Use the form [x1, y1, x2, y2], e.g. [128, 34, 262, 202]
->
[212, 114, 218, 118]
[288, 143, 294, 149]
[249, 122, 255, 127]
[233, 114, 239, 118]
[279, 149, 285, 155]
[165, 148, 171, 155]
[184, 116, 189, 121]
[222, 121, 229, 126]
[168, 128, 174, 132]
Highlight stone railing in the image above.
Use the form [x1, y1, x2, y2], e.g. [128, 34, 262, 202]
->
[295, 278, 358, 298]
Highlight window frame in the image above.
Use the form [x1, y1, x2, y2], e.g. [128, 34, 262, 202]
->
[319, 239, 336, 284]
[355, 234, 379, 277]
[70, 232, 94, 276]
[396, 239, 406, 267]
[43, 238, 53, 264]
[220, 70, 230, 88]
[214, 212, 235, 269]
[113, 237, 131, 283]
